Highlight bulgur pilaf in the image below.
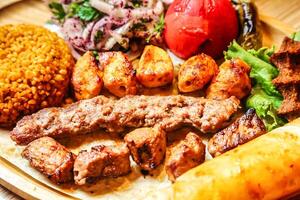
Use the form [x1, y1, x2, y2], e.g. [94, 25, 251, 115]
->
[0, 24, 74, 127]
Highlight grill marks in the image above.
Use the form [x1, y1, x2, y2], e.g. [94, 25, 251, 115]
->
[271, 37, 300, 120]
[208, 109, 266, 157]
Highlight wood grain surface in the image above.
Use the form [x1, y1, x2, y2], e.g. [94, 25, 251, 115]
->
[0, 0, 299, 199]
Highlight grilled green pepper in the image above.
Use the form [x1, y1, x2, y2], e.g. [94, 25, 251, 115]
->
[231, 0, 262, 50]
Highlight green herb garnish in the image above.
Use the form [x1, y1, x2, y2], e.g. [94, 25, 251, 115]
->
[70, 0, 101, 21]
[225, 41, 286, 131]
[94, 30, 104, 44]
[49, 2, 66, 22]
[225, 41, 280, 97]
[146, 14, 165, 43]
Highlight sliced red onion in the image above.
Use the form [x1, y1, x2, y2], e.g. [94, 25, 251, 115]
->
[90, 17, 111, 49]
[104, 20, 133, 50]
[63, 18, 87, 52]
[67, 41, 82, 60]
[90, 0, 114, 15]
[82, 22, 95, 41]
[131, 1, 164, 18]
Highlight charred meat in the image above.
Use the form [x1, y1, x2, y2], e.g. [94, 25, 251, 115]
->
[206, 58, 252, 100]
[124, 127, 166, 171]
[165, 132, 205, 182]
[208, 109, 266, 157]
[74, 144, 131, 185]
[271, 37, 300, 120]
[22, 137, 76, 184]
[11, 95, 240, 145]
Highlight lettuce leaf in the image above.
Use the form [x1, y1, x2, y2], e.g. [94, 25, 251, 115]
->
[246, 86, 286, 131]
[225, 41, 286, 130]
[247, 46, 274, 63]
[225, 41, 281, 97]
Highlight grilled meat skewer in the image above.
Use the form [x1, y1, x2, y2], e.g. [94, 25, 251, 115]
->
[11, 95, 240, 145]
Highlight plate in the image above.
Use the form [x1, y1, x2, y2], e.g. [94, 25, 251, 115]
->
[0, 1, 297, 200]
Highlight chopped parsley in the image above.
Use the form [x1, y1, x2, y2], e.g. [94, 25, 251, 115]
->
[94, 30, 104, 44]
[146, 14, 165, 43]
[70, 1, 101, 21]
[49, 2, 66, 22]
[92, 51, 100, 61]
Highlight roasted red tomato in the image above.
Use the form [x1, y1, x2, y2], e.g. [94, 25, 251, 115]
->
[164, 0, 239, 59]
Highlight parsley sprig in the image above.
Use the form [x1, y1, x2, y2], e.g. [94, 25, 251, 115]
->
[49, 2, 66, 22]
[146, 14, 165, 43]
[70, 0, 101, 21]
[49, 0, 102, 23]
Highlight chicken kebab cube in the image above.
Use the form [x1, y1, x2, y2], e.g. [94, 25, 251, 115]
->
[124, 127, 167, 171]
[73, 144, 131, 185]
[165, 132, 206, 182]
[22, 137, 76, 184]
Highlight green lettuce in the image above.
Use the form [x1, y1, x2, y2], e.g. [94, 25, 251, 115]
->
[246, 86, 286, 131]
[225, 41, 286, 130]
[225, 41, 281, 97]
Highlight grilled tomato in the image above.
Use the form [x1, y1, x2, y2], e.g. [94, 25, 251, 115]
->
[164, 0, 238, 59]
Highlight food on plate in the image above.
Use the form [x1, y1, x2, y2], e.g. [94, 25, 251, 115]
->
[124, 127, 166, 171]
[10, 95, 240, 145]
[271, 36, 300, 120]
[22, 137, 76, 184]
[173, 119, 300, 200]
[48, 0, 168, 53]
[178, 54, 218, 93]
[71, 51, 103, 100]
[164, 0, 238, 59]
[165, 132, 205, 182]
[208, 109, 266, 157]
[246, 86, 286, 131]
[99, 51, 137, 97]
[0, 24, 74, 127]
[231, 0, 262, 50]
[225, 41, 286, 130]
[206, 58, 252, 100]
[225, 40, 281, 97]
[137, 45, 174, 88]
[74, 144, 131, 185]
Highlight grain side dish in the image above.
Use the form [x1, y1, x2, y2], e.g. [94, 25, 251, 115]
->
[0, 24, 74, 127]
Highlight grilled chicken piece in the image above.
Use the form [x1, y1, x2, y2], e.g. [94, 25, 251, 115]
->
[178, 54, 218, 93]
[99, 52, 137, 97]
[71, 51, 103, 100]
[73, 144, 131, 185]
[206, 58, 251, 100]
[137, 45, 174, 88]
[124, 127, 166, 171]
[22, 137, 76, 184]
[208, 109, 266, 157]
[165, 132, 205, 182]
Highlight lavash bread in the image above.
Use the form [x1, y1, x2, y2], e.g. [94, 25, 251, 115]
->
[173, 118, 300, 200]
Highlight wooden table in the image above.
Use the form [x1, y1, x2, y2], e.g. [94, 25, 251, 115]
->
[0, 0, 299, 199]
